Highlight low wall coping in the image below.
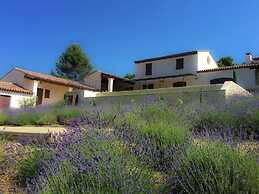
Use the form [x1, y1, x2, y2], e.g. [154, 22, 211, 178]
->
[95, 84, 224, 98]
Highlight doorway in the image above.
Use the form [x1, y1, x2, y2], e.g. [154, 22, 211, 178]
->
[0, 95, 11, 109]
[36, 88, 43, 106]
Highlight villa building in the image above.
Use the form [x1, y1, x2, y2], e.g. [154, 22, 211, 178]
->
[1, 50, 259, 109]
[0, 67, 95, 109]
[133, 51, 259, 91]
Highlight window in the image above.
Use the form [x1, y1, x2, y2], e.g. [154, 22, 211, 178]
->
[143, 84, 154, 89]
[207, 56, 211, 64]
[173, 81, 186, 87]
[145, 63, 152, 75]
[210, 78, 233, 85]
[45, 89, 50, 98]
[176, 58, 184, 69]
[148, 84, 154, 89]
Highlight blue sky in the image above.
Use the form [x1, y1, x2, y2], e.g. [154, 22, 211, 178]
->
[0, 0, 259, 78]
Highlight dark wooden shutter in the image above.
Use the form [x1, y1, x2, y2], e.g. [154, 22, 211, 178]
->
[176, 58, 184, 69]
[145, 63, 152, 75]
[45, 89, 50, 98]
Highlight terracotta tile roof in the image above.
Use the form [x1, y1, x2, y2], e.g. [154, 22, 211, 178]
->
[86, 70, 135, 84]
[253, 57, 259, 61]
[197, 63, 259, 73]
[14, 68, 97, 90]
[0, 81, 33, 95]
[134, 50, 208, 64]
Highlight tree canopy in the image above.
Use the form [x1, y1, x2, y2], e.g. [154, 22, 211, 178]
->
[217, 56, 235, 67]
[124, 73, 135, 79]
[51, 44, 93, 82]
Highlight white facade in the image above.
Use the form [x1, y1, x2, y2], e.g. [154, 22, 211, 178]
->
[197, 51, 218, 70]
[0, 90, 32, 108]
[134, 51, 259, 90]
[134, 51, 216, 80]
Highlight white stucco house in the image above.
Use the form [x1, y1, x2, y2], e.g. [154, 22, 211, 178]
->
[1, 50, 258, 109]
[0, 67, 96, 109]
[133, 51, 259, 91]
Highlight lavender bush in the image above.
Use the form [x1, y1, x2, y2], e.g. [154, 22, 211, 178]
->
[1, 95, 258, 193]
[170, 139, 259, 193]
[25, 119, 156, 193]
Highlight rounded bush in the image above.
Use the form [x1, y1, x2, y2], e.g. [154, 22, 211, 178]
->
[10, 112, 34, 126]
[57, 107, 83, 125]
[34, 111, 57, 125]
[0, 112, 8, 126]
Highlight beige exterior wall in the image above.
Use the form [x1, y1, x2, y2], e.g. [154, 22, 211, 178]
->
[134, 76, 197, 90]
[37, 82, 70, 105]
[84, 71, 102, 90]
[1, 69, 33, 91]
[1, 69, 72, 106]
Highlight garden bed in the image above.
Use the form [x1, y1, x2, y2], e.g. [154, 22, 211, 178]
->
[0, 96, 258, 193]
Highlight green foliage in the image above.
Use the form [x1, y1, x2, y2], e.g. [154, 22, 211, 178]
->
[17, 150, 50, 184]
[123, 73, 135, 79]
[172, 140, 259, 193]
[53, 100, 69, 110]
[34, 128, 156, 193]
[0, 111, 8, 125]
[250, 108, 259, 129]
[9, 112, 34, 126]
[115, 103, 189, 148]
[56, 107, 83, 125]
[217, 56, 235, 67]
[194, 105, 258, 138]
[34, 111, 57, 125]
[51, 44, 93, 82]
[18, 97, 37, 108]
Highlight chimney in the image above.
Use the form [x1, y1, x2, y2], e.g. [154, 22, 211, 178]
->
[246, 52, 252, 64]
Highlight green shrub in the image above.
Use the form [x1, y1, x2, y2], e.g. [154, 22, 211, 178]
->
[171, 140, 259, 193]
[0, 111, 8, 125]
[57, 107, 83, 125]
[34, 111, 57, 125]
[0, 146, 4, 164]
[250, 108, 259, 130]
[115, 103, 189, 148]
[53, 100, 69, 110]
[19, 97, 37, 108]
[10, 112, 34, 126]
[17, 150, 50, 184]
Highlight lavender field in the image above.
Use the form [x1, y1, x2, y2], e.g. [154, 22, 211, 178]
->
[0, 96, 259, 193]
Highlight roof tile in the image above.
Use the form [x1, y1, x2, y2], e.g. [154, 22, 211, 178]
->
[0, 81, 32, 95]
[14, 68, 96, 90]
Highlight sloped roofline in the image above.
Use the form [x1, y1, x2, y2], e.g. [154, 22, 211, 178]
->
[0, 81, 33, 95]
[2, 67, 97, 91]
[134, 50, 209, 64]
[197, 63, 259, 73]
[85, 70, 135, 84]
